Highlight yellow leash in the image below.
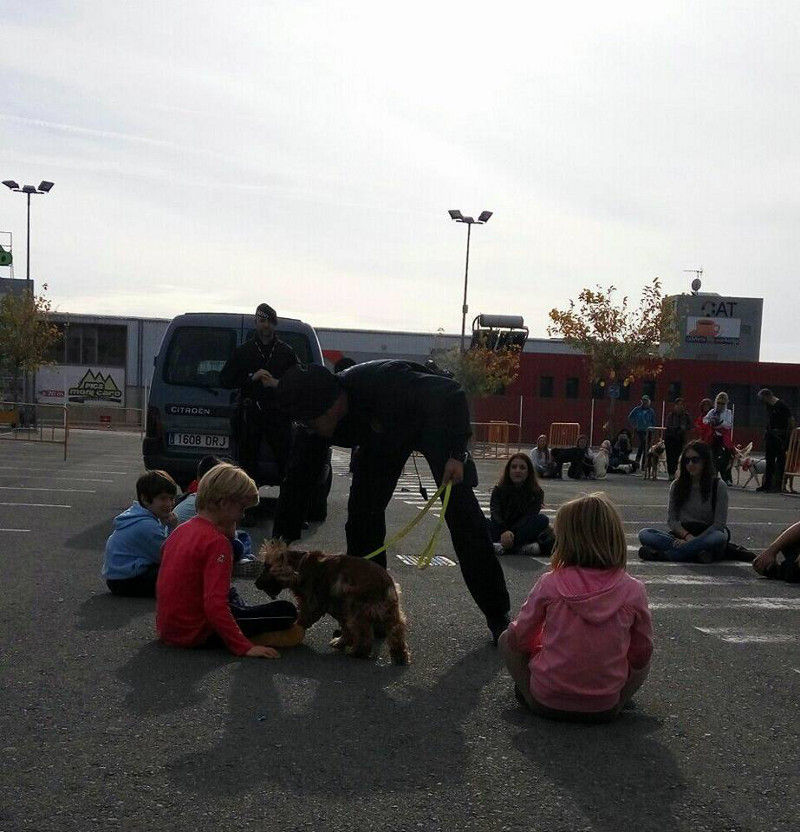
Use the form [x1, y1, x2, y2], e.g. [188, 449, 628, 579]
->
[363, 481, 452, 569]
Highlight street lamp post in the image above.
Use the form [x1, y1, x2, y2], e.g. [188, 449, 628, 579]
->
[2, 179, 54, 289]
[2, 179, 54, 411]
[448, 209, 492, 352]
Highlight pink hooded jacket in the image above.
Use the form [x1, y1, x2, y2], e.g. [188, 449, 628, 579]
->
[506, 566, 653, 713]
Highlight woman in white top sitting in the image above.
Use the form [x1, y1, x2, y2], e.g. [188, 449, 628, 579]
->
[530, 435, 558, 478]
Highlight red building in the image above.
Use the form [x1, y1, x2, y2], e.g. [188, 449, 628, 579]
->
[471, 353, 800, 451]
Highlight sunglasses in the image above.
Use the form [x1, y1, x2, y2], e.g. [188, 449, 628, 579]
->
[684, 456, 702, 464]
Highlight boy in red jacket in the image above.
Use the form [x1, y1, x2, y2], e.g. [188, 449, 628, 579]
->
[156, 463, 303, 658]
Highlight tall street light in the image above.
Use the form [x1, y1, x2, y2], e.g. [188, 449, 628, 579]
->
[3, 179, 55, 289]
[448, 209, 492, 352]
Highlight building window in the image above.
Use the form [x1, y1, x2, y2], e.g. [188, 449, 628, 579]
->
[565, 377, 579, 399]
[539, 376, 554, 398]
[96, 325, 127, 366]
[57, 323, 127, 366]
[667, 381, 682, 402]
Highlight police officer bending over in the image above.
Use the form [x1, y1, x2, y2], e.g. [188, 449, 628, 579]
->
[264, 360, 511, 643]
[219, 303, 298, 522]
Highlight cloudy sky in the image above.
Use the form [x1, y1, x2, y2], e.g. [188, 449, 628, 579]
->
[1, 1, 797, 360]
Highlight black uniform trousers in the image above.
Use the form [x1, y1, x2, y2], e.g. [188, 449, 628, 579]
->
[763, 429, 788, 491]
[236, 402, 293, 484]
[343, 436, 510, 624]
[664, 432, 686, 479]
[273, 432, 510, 624]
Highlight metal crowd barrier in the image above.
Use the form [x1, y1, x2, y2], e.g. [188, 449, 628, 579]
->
[0, 401, 69, 460]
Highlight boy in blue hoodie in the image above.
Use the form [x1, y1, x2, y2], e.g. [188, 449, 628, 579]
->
[102, 470, 179, 597]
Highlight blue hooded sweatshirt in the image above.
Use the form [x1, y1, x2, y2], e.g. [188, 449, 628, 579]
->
[102, 501, 170, 581]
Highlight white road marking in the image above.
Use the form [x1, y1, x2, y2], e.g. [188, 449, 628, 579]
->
[0, 528, 31, 533]
[652, 598, 800, 610]
[694, 627, 798, 644]
[0, 486, 95, 493]
[0, 466, 127, 475]
[0, 475, 114, 483]
[0, 502, 71, 508]
[646, 575, 754, 585]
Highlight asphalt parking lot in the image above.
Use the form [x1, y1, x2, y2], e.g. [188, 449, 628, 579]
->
[1, 431, 798, 832]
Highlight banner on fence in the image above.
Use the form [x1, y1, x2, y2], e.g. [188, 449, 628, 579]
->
[36, 365, 126, 407]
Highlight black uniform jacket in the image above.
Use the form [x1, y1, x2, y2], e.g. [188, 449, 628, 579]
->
[219, 336, 298, 407]
[330, 360, 472, 460]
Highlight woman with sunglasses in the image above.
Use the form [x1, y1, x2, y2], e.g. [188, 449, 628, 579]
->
[637, 440, 729, 563]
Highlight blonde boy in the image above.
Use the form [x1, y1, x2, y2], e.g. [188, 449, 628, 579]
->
[156, 463, 302, 657]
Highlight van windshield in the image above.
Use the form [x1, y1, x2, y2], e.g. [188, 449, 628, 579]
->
[244, 330, 313, 365]
[164, 327, 237, 387]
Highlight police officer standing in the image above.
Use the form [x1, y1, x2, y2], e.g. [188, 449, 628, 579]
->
[265, 360, 511, 643]
[219, 303, 298, 522]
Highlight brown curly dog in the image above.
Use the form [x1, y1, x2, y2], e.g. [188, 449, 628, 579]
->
[255, 540, 411, 665]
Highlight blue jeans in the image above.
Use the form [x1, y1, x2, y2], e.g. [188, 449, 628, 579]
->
[638, 528, 727, 562]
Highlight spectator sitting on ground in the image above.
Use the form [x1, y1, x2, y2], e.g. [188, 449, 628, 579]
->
[608, 429, 635, 473]
[637, 440, 731, 563]
[704, 392, 734, 485]
[567, 434, 595, 480]
[530, 435, 558, 478]
[489, 453, 550, 556]
[499, 492, 652, 723]
[156, 463, 304, 657]
[173, 455, 224, 524]
[173, 455, 258, 572]
[753, 521, 800, 582]
[102, 470, 179, 597]
[593, 440, 612, 478]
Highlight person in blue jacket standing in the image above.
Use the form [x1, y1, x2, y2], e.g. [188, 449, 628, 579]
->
[628, 395, 656, 470]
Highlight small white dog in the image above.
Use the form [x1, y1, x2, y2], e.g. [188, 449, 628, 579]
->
[733, 442, 766, 488]
[739, 456, 767, 489]
[594, 440, 611, 479]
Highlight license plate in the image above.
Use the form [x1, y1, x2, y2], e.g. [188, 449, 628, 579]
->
[168, 433, 230, 450]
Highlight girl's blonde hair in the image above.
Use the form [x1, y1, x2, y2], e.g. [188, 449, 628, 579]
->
[551, 492, 627, 570]
[195, 462, 258, 510]
[715, 391, 729, 406]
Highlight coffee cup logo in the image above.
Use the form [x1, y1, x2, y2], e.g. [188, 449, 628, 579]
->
[691, 318, 720, 339]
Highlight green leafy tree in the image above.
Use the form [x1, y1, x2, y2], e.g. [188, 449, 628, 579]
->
[434, 337, 521, 398]
[0, 285, 61, 403]
[547, 277, 678, 436]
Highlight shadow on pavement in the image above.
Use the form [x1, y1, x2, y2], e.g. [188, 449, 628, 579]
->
[77, 592, 153, 631]
[165, 644, 502, 796]
[65, 519, 112, 551]
[507, 706, 685, 832]
[117, 641, 228, 715]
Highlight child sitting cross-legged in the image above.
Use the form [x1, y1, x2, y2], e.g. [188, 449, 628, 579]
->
[156, 463, 304, 658]
[499, 492, 653, 723]
[102, 470, 179, 597]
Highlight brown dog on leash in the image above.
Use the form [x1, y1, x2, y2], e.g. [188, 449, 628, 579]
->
[255, 540, 411, 665]
[644, 440, 665, 480]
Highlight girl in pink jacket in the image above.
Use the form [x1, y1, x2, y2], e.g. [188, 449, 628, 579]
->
[499, 492, 652, 722]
